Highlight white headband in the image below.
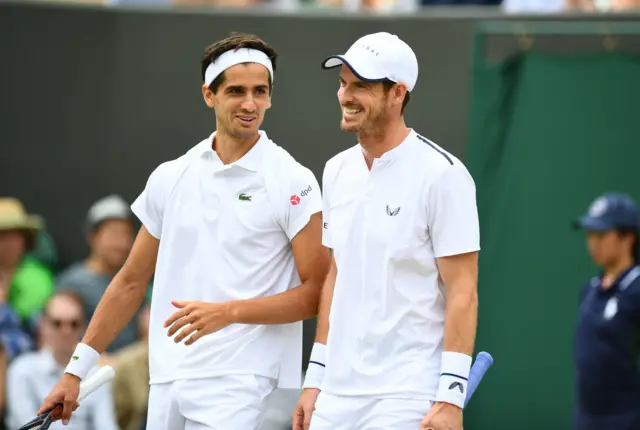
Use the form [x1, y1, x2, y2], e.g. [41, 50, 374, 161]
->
[204, 48, 274, 87]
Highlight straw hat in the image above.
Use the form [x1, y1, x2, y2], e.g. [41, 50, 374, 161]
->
[0, 198, 43, 235]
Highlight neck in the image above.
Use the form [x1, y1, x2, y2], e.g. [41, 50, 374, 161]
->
[52, 349, 72, 367]
[358, 118, 410, 168]
[85, 255, 116, 275]
[214, 129, 260, 165]
[601, 256, 635, 289]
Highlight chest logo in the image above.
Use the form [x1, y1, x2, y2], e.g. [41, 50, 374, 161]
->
[290, 195, 301, 206]
[386, 205, 400, 216]
[238, 193, 252, 202]
[603, 297, 618, 320]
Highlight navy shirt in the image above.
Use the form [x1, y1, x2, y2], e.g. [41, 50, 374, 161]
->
[575, 265, 640, 416]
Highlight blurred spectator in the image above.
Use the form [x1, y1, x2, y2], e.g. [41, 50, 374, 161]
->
[0, 273, 35, 361]
[28, 229, 60, 273]
[56, 196, 138, 353]
[5, 291, 118, 430]
[112, 302, 150, 430]
[0, 198, 54, 323]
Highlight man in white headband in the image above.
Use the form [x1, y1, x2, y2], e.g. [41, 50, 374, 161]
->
[293, 32, 480, 430]
[38, 32, 329, 430]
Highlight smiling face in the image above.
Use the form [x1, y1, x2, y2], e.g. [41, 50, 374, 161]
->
[202, 63, 272, 140]
[336, 66, 391, 135]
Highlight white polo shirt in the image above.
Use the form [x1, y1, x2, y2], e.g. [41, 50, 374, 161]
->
[131, 130, 321, 388]
[321, 129, 480, 399]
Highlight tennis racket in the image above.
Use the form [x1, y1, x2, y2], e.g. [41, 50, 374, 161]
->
[464, 351, 494, 407]
[19, 365, 116, 430]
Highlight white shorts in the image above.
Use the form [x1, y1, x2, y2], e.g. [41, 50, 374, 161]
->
[146, 374, 276, 430]
[309, 392, 433, 430]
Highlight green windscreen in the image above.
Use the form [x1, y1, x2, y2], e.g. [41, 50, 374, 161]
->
[464, 23, 640, 430]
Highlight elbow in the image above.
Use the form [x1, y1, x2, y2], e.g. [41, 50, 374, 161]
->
[449, 285, 478, 313]
[302, 278, 323, 319]
[113, 268, 148, 300]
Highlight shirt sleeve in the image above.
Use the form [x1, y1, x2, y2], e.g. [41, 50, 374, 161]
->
[130, 163, 169, 239]
[426, 162, 481, 258]
[321, 164, 332, 249]
[276, 166, 322, 241]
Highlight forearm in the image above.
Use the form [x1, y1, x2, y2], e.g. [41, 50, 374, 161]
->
[82, 272, 148, 353]
[230, 280, 321, 325]
[315, 253, 336, 344]
[443, 281, 478, 355]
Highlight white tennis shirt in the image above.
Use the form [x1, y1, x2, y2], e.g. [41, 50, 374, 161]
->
[131, 130, 321, 388]
[321, 129, 480, 399]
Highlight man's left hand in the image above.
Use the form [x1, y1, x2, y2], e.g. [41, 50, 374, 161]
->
[420, 402, 463, 430]
[164, 301, 235, 345]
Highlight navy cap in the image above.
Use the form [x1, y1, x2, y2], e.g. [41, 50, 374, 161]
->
[574, 192, 640, 232]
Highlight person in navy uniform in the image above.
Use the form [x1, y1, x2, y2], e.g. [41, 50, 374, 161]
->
[573, 192, 640, 430]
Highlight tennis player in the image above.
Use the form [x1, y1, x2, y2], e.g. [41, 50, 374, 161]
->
[292, 32, 480, 430]
[38, 32, 329, 430]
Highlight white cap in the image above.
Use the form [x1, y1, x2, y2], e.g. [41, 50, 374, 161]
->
[321, 32, 419, 92]
[86, 195, 132, 231]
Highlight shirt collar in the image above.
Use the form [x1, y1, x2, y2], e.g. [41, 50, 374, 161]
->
[197, 130, 270, 172]
[358, 129, 416, 164]
[596, 264, 640, 292]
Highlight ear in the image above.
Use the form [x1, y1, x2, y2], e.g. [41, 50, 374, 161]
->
[266, 84, 274, 110]
[202, 84, 215, 109]
[392, 84, 407, 108]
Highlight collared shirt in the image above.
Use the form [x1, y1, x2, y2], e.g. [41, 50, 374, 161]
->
[575, 265, 640, 415]
[5, 349, 118, 430]
[321, 129, 480, 399]
[131, 130, 321, 388]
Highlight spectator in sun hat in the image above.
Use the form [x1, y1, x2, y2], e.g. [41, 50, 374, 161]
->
[0, 198, 54, 323]
[56, 195, 141, 353]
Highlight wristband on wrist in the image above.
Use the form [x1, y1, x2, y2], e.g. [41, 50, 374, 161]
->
[302, 342, 326, 389]
[435, 351, 472, 409]
[64, 343, 100, 380]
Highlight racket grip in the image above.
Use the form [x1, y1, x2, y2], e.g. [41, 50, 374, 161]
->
[464, 351, 494, 407]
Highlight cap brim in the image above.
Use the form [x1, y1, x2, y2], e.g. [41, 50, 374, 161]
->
[321, 55, 389, 84]
[573, 216, 612, 232]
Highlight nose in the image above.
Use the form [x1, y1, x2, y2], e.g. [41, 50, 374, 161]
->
[337, 86, 351, 105]
[240, 94, 257, 113]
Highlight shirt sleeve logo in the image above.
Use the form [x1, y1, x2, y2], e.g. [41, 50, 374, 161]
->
[449, 381, 464, 394]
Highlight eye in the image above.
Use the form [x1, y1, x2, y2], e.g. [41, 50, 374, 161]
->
[355, 82, 366, 89]
[229, 88, 243, 94]
[256, 88, 267, 95]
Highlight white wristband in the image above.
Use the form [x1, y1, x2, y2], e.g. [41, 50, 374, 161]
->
[435, 351, 472, 409]
[302, 343, 326, 389]
[64, 343, 100, 380]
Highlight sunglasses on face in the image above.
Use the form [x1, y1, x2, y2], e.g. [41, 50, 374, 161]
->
[48, 318, 82, 330]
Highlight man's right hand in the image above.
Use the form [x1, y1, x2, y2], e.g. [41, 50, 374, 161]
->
[292, 388, 320, 430]
[37, 373, 81, 425]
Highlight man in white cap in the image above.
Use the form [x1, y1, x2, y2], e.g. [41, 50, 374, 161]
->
[292, 32, 480, 430]
[38, 32, 329, 430]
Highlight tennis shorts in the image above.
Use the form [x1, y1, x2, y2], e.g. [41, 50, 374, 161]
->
[146, 374, 276, 430]
[309, 391, 434, 430]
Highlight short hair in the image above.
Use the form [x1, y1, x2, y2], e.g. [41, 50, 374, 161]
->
[44, 290, 87, 320]
[382, 80, 411, 114]
[200, 32, 278, 95]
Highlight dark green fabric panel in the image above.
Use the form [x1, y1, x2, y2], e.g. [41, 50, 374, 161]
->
[465, 48, 640, 429]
